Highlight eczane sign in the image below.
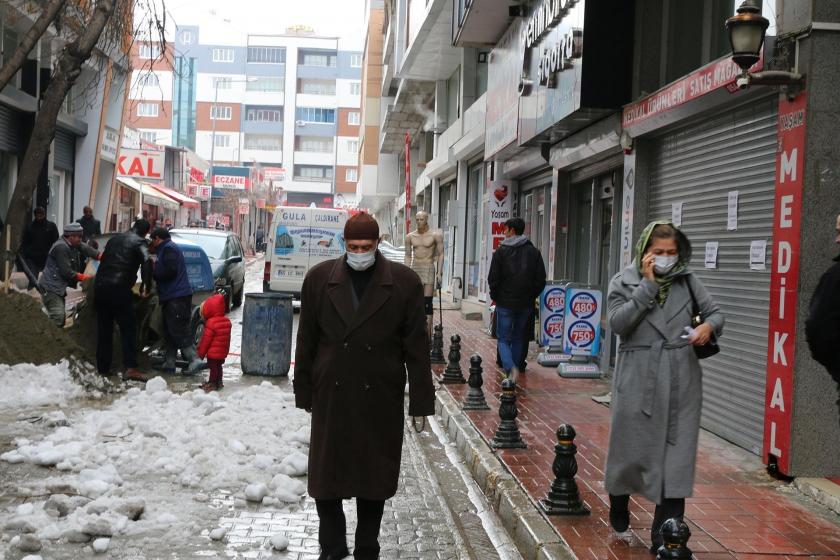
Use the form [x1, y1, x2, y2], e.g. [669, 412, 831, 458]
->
[117, 149, 164, 179]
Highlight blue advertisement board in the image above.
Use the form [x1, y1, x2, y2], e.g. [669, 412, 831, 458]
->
[539, 283, 566, 348]
[562, 287, 602, 357]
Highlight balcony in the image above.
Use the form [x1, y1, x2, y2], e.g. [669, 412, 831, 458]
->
[379, 79, 435, 154]
[294, 121, 336, 137]
[243, 91, 284, 107]
[240, 148, 283, 164]
[452, 0, 514, 47]
[294, 150, 334, 166]
[296, 93, 338, 108]
[242, 119, 284, 135]
[399, 0, 460, 81]
[452, 93, 486, 160]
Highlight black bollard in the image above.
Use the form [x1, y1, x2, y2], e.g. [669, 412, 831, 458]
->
[462, 355, 490, 411]
[430, 324, 446, 364]
[440, 334, 466, 384]
[655, 518, 692, 559]
[538, 424, 590, 515]
[491, 378, 527, 448]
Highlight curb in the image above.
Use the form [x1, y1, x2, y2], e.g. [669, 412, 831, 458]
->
[794, 478, 840, 516]
[434, 389, 576, 560]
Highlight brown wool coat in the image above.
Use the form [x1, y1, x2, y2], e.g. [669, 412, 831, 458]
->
[293, 252, 436, 500]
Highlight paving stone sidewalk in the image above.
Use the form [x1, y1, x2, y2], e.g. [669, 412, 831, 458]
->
[437, 310, 840, 559]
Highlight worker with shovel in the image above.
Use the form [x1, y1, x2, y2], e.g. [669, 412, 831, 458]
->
[40, 222, 100, 327]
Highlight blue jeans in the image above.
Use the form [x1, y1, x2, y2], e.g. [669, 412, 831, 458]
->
[496, 306, 531, 374]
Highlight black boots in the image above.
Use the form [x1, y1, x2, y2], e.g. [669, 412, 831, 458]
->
[608, 494, 630, 532]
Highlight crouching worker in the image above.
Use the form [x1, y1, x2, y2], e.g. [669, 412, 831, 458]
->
[40, 222, 100, 327]
[197, 293, 231, 392]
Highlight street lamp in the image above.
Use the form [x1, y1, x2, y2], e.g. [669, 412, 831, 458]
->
[208, 76, 258, 221]
[726, 0, 804, 94]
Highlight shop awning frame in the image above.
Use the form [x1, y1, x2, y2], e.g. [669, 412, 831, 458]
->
[145, 182, 201, 209]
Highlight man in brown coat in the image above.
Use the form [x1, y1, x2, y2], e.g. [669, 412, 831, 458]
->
[294, 212, 435, 560]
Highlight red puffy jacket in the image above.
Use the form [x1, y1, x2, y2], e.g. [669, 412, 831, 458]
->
[198, 294, 231, 360]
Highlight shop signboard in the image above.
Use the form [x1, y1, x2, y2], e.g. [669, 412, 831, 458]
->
[562, 287, 602, 357]
[762, 93, 807, 475]
[486, 178, 514, 255]
[264, 167, 286, 182]
[212, 166, 251, 190]
[117, 149, 164, 179]
[100, 126, 119, 163]
[485, 18, 524, 158]
[238, 198, 250, 215]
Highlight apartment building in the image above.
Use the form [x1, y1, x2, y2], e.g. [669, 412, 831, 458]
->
[125, 26, 363, 206]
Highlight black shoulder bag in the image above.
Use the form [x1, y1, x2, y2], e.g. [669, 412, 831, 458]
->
[686, 278, 720, 360]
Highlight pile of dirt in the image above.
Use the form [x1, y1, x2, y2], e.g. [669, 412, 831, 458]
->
[0, 292, 87, 365]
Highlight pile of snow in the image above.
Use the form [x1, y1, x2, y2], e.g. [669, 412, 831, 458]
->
[0, 378, 310, 552]
[0, 362, 86, 410]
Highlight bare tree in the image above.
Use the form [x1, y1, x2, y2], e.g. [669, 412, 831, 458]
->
[0, 0, 68, 94]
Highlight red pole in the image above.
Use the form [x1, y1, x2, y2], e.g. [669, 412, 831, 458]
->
[404, 132, 411, 237]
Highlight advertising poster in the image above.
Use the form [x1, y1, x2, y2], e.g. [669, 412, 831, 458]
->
[486, 178, 515, 257]
[539, 283, 566, 348]
[562, 287, 602, 357]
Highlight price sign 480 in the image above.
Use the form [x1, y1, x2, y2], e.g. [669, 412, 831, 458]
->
[569, 293, 598, 319]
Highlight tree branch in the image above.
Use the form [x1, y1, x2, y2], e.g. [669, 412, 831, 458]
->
[0, 0, 67, 93]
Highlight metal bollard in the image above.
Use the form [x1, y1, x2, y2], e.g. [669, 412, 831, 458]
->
[491, 378, 527, 448]
[430, 323, 446, 364]
[656, 518, 692, 559]
[538, 424, 590, 515]
[440, 334, 466, 384]
[462, 355, 490, 411]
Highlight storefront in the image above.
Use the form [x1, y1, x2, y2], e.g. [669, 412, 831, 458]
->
[113, 178, 141, 232]
[464, 160, 486, 300]
[140, 183, 178, 228]
[49, 129, 76, 229]
[147, 183, 201, 227]
[437, 180, 455, 292]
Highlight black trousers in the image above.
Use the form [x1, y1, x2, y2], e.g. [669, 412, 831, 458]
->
[609, 494, 685, 547]
[315, 498, 386, 560]
[95, 285, 137, 374]
[161, 295, 193, 349]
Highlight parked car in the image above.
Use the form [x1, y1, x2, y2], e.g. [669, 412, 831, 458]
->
[170, 228, 247, 309]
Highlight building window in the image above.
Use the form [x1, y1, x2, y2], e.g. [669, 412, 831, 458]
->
[246, 76, 284, 92]
[137, 102, 159, 117]
[350, 54, 363, 67]
[214, 134, 231, 148]
[212, 48, 235, 63]
[136, 73, 159, 88]
[298, 51, 337, 67]
[212, 76, 232, 90]
[139, 43, 161, 59]
[296, 107, 336, 124]
[347, 111, 360, 126]
[180, 31, 193, 45]
[345, 168, 358, 182]
[210, 105, 232, 120]
[244, 134, 283, 151]
[294, 165, 334, 181]
[139, 131, 157, 143]
[346, 139, 359, 153]
[247, 46, 286, 64]
[350, 81, 361, 95]
[246, 107, 283, 122]
[296, 136, 334, 153]
[298, 79, 336, 95]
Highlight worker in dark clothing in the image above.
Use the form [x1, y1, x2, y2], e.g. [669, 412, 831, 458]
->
[77, 206, 102, 248]
[40, 223, 100, 327]
[95, 219, 152, 381]
[149, 228, 203, 374]
[20, 207, 59, 287]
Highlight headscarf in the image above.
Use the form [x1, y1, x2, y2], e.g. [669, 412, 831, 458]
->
[635, 220, 691, 306]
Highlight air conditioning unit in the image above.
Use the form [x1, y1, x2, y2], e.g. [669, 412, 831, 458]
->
[295, 120, 306, 126]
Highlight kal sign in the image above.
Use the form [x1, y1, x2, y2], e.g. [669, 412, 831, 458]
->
[117, 149, 164, 179]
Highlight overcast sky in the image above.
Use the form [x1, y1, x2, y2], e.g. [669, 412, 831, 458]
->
[145, 0, 367, 49]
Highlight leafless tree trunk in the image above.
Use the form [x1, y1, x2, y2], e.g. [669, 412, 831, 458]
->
[0, 0, 68, 94]
[2, 0, 116, 253]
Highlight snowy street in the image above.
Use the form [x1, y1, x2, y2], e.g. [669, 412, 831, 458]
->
[0, 258, 519, 560]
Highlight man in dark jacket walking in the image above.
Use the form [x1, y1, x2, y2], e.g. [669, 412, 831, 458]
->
[77, 206, 102, 248]
[95, 219, 152, 380]
[294, 213, 435, 560]
[40, 223, 100, 326]
[487, 217, 546, 376]
[806, 213, 840, 424]
[20, 207, 59, 287]
[149, 228, 203, 374]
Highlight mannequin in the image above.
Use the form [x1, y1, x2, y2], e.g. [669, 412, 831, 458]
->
[405, 211, 444, 337]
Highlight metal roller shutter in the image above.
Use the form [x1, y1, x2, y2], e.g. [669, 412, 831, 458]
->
[648, 96, 777, 455]
[0, 104, 21, 152]
[54, 130, 75, 170]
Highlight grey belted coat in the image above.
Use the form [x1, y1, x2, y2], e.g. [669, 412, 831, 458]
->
[604, 265, 724, 503]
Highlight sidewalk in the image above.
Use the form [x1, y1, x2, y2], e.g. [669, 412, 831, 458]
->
[436, 310, 840, 559]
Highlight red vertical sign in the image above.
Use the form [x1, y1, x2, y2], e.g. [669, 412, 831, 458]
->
[763, 93, 807, 474]
[405, 133, 411, 236]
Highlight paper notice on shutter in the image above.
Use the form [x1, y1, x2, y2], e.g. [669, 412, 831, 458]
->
[672, 202, 683, 227]
[727, 191, 739, 230]
[705, 241, 719, 269]
[750, 240, 767, 270]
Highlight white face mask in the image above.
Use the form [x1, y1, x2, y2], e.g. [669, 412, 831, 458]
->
[346, 250, 376, 271]
[653, 255, 679, 275]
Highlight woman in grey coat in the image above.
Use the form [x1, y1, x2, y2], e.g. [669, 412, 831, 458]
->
[604, 221, 724, 553]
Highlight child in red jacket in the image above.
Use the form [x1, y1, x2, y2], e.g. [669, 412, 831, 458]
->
[197, 294, 232, 392]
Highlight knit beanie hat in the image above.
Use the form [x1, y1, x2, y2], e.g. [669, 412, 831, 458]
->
[63, 222, 83, 236]
[343, 212, 379, 241]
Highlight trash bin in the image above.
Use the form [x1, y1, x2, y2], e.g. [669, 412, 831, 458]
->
[241, 293, 293, 376]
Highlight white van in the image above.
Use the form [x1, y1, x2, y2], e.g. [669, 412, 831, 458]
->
[263, 206, 349, 299]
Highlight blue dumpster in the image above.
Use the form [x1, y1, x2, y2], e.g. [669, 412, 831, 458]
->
[241, 293, 293, 376]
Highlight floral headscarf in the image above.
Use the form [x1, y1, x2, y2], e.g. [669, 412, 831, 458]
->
[636, 221, 691, 306]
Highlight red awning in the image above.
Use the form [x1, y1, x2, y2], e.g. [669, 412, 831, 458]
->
[145, 182, 201, 209]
